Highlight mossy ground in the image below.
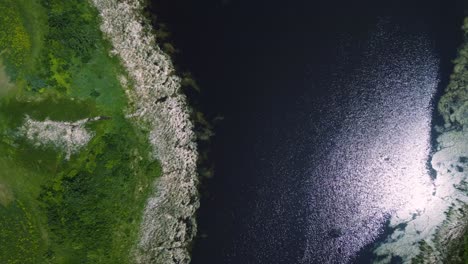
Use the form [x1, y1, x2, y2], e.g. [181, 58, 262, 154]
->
[0, 0, 159, 263]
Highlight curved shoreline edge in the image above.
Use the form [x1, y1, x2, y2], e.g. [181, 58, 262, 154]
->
[417, 17, 468, 262]
[90, 0, 199, 263]
[370, 18, 468, 263]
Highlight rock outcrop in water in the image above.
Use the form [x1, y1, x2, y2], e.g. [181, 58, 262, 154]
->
[90, 0, 199, 263]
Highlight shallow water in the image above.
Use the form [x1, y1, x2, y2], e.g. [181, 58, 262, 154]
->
[148, 0, 465, 263]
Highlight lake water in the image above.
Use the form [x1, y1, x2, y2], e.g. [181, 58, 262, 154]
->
[147, 0, 465, 263]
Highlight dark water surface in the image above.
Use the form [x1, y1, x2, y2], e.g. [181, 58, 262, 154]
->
[147, 0, 465, 263]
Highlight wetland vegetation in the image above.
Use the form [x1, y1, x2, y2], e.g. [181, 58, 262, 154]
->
[0, 0, 161, 263]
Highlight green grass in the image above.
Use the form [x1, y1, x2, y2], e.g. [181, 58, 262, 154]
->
[0, 62, 14, 96]
[0, 201, 45, 264]
[0, 0, 160, 263]
[40, 116, 160, 263]
[0, 145, 57, 264]
[69, 48, 127, 113]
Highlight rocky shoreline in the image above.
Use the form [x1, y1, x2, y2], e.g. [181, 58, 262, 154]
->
[90, 0, 199, 263]
[367, 18, 468, 263]
[412, 18, 468, 263]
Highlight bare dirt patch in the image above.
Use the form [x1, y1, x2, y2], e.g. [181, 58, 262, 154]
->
[0, 183, 13, 206]
[0, 60, 14, 96]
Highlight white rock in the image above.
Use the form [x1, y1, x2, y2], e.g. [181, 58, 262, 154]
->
[90, 1, 199, 263]
[19, 116, 94, 159]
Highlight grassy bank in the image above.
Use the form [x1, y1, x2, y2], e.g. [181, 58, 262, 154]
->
[0, 0, 160, 263]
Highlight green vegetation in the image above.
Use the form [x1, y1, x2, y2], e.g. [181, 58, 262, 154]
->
[438, 17, 468, 128]
[411, 207, 468, 264]
[39, 117, 160, 263]
[0, 0, 160, 263]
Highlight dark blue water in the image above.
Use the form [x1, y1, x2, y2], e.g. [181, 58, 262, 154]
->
[147, 0, 466, 263]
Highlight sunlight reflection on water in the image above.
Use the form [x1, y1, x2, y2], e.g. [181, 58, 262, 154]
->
[301, 19, 439, 263]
